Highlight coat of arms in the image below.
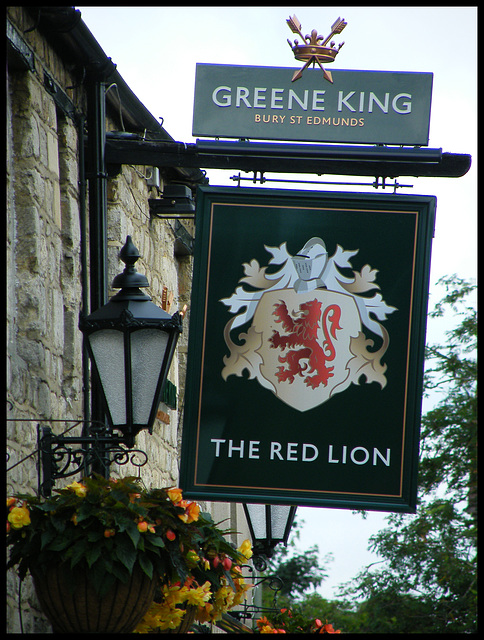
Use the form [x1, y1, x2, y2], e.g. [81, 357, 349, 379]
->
[220, 238, 397, 412]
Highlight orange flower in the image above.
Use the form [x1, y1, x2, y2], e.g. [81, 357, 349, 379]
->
[257, 616, 272, 629]
[137, 520, 148, 533]
[178, 502, 200, 524]
[104, 528, 115, 538]
[7, 497, 17, 509]
[166, 529, 176, 541]
[167, 487, 183, 504]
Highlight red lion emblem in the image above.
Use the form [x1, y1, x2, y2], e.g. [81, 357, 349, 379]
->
[269, 299, 342, 389]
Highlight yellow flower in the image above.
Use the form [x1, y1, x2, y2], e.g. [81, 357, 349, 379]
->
[165, 607, 186, 629]
[185, 581, 212, 607]
[213, 583, 235, 614]
[7, 504, 30, 529]
[238, 538, 253, 559]
[66, 481, 87, 497]
[134, 602, 178, 633]
[162, 583, 187, 606]
[233, 576, 252, 605]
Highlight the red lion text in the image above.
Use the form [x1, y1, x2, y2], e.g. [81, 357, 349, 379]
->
[269, 299, 342, 389]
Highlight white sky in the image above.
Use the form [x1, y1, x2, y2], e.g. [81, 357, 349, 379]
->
[75, 5, 477, 600]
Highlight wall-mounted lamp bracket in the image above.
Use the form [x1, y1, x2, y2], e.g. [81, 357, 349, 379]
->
[226, 565, 285, 623]
[149, 184, 195, 218]
[38, 423, 148, 497]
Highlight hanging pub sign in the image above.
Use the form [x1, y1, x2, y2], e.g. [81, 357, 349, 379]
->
[192, 64, 433, 146]
[180, 187, 436, 513]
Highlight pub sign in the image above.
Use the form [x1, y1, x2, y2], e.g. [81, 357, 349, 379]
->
[180, 187, 436, 513]
[192, 64, 433, 145]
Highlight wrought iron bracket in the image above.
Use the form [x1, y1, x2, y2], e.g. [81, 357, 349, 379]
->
[229, 570, 285, 623]
[37, 423, 148, 497]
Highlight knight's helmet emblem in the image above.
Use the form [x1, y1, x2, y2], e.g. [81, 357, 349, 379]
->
[220, 237, 396, 412]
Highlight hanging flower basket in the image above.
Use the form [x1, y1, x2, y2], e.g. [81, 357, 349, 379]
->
[7, 475, 253, 634]
[31, 563, 157, 634]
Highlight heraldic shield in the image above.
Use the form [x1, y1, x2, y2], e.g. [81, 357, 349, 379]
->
[253, 288, 361, 411]
[221, 237, 397, 414]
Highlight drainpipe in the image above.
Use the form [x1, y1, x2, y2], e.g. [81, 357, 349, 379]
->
[78, 113, 90, 443]
[86, 78, 108, 312]
[86, 76, 109, 473]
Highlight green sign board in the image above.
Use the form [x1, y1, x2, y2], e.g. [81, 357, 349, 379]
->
[180, 187, 436, 513]
[192, 64, 433, 145]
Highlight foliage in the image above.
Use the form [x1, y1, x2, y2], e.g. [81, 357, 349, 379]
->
[337, 275, 477, 633]
[420, 275, 477, 512]
[257, 520, 344, 633]
[255, 607, 341, 634]
[268, 545, 328, 604]
[262, 518, 329, 607]
[7, 474, 253, 631]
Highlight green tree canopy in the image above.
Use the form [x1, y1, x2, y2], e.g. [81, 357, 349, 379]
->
[338, 275, 477, 633]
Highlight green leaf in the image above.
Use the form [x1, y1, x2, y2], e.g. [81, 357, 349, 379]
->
[138, 554, 154, 580]
[85, 544, 102, 568]
[110, 561, 129, 583]
[114, 534, 137, 573]
[145, 535, 165, 549]
[40, 529, 55, 549]
[124, 520, 141, 548]
[68, 539, 88, 568]
[45, 536, 72, 552]
[87, 530, 103, 543]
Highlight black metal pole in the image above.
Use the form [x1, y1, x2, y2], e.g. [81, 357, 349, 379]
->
[86, 78, 109, 476]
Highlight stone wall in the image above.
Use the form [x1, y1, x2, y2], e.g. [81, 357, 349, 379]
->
[7, 10, 85, 630]
[7, 7, 251, 633]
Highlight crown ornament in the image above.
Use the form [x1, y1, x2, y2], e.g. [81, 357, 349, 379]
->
[287, 14, 347, 83]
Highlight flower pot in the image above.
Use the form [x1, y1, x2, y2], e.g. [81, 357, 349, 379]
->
[31, 564, 158, 634]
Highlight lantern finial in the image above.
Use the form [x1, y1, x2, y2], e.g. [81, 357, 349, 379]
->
[112, 236, 150, 300]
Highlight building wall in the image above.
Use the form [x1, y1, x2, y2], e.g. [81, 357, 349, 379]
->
[7, 7, 250, 633]
[7, 9, 85, 630]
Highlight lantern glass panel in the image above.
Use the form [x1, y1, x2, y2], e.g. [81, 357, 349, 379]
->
[244, 504, 268, 540]
[270, 505, 294, 540]
[130, 328, 169, 424]
[89, 329, 126, 425]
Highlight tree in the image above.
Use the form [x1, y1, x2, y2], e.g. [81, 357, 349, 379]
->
[259, 520, 357, 631]
[261, 518, 329, 608]
[338, 275, 477, 633]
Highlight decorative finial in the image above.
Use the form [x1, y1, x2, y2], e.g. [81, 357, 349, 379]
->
[286, 14, 347, 83]
[111, 236, 151, 300]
